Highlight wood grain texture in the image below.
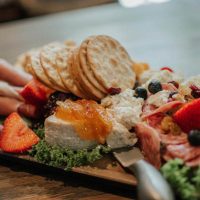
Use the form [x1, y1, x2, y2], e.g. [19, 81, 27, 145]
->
[0, 151, 137, 186]
[0, 159, 135, 200]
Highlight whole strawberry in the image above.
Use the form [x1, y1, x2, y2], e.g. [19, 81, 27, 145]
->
[173, 99, 200, 133]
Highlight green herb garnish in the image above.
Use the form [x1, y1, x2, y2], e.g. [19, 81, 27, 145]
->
[29, 140, 111, 171]
[33, 128, 45, 139]
[161, 159, 200, 200]
[0, 116, 5, 125]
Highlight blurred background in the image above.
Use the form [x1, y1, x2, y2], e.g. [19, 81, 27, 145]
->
[0, 0, 199, 76]
[0, 0, 171, 23]
[0, 0, 116, 23]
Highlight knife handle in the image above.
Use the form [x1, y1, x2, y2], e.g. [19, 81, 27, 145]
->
[129, 160, 174, 200]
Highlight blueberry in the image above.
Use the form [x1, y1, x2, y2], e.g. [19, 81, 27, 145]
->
[148, 80, 162, 94]
[134, 87, 147, 100]
[188, 129, 200, 146]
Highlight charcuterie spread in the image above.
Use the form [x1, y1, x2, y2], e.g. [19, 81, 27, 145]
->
[0, 35, 200, 200]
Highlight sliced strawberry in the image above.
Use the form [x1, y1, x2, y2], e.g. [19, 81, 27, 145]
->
[20, 79, 53, 106]
[0, 112, 39, 153]
[173, 99, 200, 133]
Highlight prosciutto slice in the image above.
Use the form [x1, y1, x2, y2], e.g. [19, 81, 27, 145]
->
[135, 122, 161, 169]
[186, 156, 200, 167]
[0, 59, 32, 86]
[166, 143, 200, 162]
[0, 97, 22, 116]
[18, 103, 38, 118]
[162, 151, 174, 161]
[160, 133, 188, 145]
[142, 101, 183, 119]
[0, 81, 23, 100]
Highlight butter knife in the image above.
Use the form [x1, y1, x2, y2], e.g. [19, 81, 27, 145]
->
[113, 147, 174, 200]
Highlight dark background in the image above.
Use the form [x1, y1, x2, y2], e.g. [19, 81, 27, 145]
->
[0, 0, 115, 23]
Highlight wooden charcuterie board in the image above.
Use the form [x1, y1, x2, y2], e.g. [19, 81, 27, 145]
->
[0, 151, 137, 186]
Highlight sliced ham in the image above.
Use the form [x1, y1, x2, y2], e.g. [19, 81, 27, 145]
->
[18, 103, 38, 118]
[0, 81, 23, 100]
[162, 151, 174, 161]
[0, 97, 22, 116]
[186, 156, 200, 167]
[146, 113, 165, 130]
[142, 103, 156, 115]
[0, 59, 32, 86]
[166, 143, 200, 162]
[161, 133, 200, 166]
[160, 133, 188, 145]
[142, 101, 183, 119]
[184, 146, 200, 161]
[135, 122, 161, 169]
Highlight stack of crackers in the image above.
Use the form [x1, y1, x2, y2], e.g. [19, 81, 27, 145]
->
[19, 35, 136, 100]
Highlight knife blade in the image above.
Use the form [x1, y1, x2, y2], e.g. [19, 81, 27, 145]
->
[113, 146, 175, 200]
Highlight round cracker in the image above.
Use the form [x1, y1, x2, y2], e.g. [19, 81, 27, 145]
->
[30, 50, 61, 91]
[58, 49, 87, 98]
[79, 38, 107, 94]
[70, 48, 96, 100]
[22, 50, 37, 75]
[86, 35, 136, 90]
[74, 46, 105, 100]
[40, 42, 67, 91]
[15, 52, 29, 71]
[56, 45, 76, 92]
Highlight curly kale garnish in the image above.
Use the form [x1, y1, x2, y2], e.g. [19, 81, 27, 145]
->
[0, 116, 5, 125]
[33, 127, 45, 139]
[29, 140, 111, 171]
[161, 159, 200, 200]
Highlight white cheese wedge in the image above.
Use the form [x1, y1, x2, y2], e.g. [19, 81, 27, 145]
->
[45, 115, 97, 150]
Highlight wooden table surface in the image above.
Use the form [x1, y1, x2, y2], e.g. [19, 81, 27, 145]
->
[0, 0, 200, 199]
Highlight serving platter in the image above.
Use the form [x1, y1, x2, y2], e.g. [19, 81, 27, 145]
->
[0, 151, 137, 186]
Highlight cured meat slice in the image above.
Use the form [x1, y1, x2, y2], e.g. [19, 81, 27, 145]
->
[0, 125, 3, 133]
[162, 83, 178, 92]
[166, 144, 188, 159]
[186, 156, 200, 167]
[142, 101, 183, 119]
[184, 147, 200, 161]
[18, 103, 38, 118]
[166, 143, 200, 161]
[0, 81, 23, 101]
[142, 103, 156, 115]
[160, 133, 188, 145]
[0, 59, 32, 86]
[0, 97, 22, 116]
[162, 151, 174, 161]
[135, 122, 161, 169]
[146, 113, 165, 130]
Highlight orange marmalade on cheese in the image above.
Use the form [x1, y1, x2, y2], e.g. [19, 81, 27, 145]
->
[55, 99, 112, 144]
